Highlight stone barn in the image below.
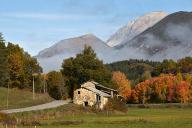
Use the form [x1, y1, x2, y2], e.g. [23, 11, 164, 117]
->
[73, 81, 118, 109]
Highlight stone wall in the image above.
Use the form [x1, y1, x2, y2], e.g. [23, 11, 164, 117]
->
[73, 88, 108, 109]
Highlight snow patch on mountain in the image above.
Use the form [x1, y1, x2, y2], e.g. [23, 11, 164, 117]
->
[107, 11, 167, 47]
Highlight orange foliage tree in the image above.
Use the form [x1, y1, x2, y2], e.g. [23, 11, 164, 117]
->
[131, 74, 191, 103]
[175, 81, 190, 103]
[112, 71, 131, 101]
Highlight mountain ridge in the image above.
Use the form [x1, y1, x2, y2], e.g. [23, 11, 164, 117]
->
[118, 11, 192, 60]
[36, 11, 192, 72]
[107, 11, 167, 47]
[37, 33, 109, 58]
[36, 33, 114, 72]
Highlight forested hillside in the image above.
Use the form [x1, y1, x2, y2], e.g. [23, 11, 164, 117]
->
[107, 58, 192, 85]
[107, 59, 160, 86]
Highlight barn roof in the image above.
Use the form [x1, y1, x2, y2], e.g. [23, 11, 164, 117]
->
[90, 81, 117, 92]
[82, 86, 111, 97]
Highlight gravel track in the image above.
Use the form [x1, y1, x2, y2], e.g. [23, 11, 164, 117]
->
[1, 100, 70, 114]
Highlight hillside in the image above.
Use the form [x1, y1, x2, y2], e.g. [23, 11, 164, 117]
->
[36, 11, 192, 72]
[118, 11, 192, 61]
[37, 34, 111, 58]
[107, 12, 167, 47]
[0, 87, 53, 110]
[107, 59, 160, 85]
[36, 34, 114, 72]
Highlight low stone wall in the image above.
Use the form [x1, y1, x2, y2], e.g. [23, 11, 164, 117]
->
[127, 103, 192, 108]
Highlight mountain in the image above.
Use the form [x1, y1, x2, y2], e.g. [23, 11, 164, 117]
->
[107, 12, 167, 47]
[36, 34, 114, 72]
[37, 34, 111, 58]
[37, 11, 192, 72]
[117, 11, 192, 61]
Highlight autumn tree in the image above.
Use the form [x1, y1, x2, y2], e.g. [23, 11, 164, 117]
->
[131, 81, 150, 104]
[175, 81, 190, 103]
[185, 73, 192, 102]
[7, 42, 42, 89]
[0, 33, 42, 89]
[176, 72, 183, 81]
[112, 71, 131, 101]
[7, 44, 25, 88]
[131, 74, 165, 103]
[23, 52, 42, 88]
[131, 74, 191, 103]
[185, 73, 192, 84]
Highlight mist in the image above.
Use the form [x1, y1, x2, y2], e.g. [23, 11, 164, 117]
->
[120, 21, 192, 61]
[37, 19, 192, 72]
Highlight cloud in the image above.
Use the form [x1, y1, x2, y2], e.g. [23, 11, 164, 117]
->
[131, 21, 192, 61]
[165, 22, 192, 45]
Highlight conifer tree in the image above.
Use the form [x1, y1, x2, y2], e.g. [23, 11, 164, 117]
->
[0, 33, 9, 86]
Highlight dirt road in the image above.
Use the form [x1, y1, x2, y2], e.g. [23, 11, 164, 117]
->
[1, 100, 70, 114]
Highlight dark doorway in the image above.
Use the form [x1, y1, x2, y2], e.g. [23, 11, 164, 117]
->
[84, 101, 88, 106]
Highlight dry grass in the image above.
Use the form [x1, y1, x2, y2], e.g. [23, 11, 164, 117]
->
[0, 87, 53, 110]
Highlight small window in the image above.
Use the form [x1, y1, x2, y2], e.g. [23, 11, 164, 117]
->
[78, 91, 80, 94]
[96, 94, 101, 102]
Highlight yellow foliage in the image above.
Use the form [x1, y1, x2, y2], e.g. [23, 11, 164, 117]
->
[112, 71, 131, 100]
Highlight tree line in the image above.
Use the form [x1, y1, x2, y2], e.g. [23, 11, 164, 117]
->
[48, 45, 192, 103]
[107, 58, 192, 86]
[107, 58, 192, 103]
[130, 74, 192, 103]
[1, 32, 192, 103]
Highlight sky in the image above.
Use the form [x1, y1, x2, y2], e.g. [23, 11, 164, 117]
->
[0, 0, 192, 55]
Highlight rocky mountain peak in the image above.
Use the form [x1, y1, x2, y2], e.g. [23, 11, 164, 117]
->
[107, 11, 167, 47]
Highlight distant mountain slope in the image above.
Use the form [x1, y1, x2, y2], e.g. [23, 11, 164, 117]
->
[37, 34, 110, 58]
[36, 11, 192, 72]
[36, 34, 114, 72]
[118, 11, 192, 61]
[107, 12, 167, 47]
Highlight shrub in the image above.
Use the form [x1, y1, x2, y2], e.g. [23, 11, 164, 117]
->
[0, 112, 17, 126]
[103, 97, 127, 113]
[47, 71, 67, 100]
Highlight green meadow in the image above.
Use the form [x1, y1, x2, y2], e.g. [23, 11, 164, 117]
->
[13, 104, 192, 128]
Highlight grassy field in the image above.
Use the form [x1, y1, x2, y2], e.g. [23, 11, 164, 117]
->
[10, 104, 192, 128]
[0, 87, 53, 110]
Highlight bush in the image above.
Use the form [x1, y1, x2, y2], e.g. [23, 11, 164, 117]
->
[47, 71, 67, 100]
[0, 112, 17, 126]
[103, 97, 127, 113]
